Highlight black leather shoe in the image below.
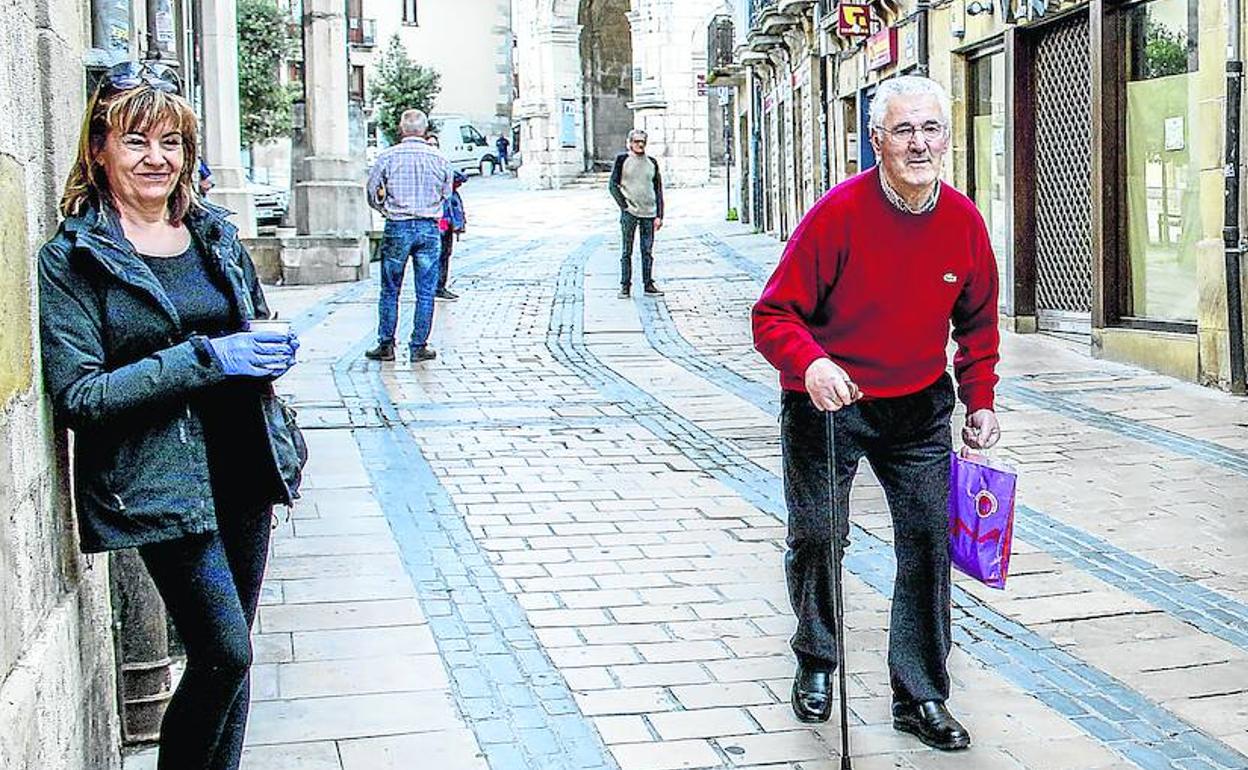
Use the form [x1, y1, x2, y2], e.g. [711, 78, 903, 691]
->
[364, 343, 395, 361]
[791, 662, 832, 723]
[892, 700, 971, 751]
[618, 286, 631, 298]
[643, 283, 664, 296]
[435, 288, 459, 301]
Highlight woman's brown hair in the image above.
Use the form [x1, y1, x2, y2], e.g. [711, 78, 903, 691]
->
[60, 83, 202, 223]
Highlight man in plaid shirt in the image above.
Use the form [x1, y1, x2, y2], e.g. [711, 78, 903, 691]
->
[365, 109, 454, 362]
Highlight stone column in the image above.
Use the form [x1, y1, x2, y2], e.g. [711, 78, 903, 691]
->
[295, 0, 368, 235]
[256, 0, 368, 284]
[199, 0, 256, 237]
[628, 0, 713, 187]
[515, 20, 585, 189]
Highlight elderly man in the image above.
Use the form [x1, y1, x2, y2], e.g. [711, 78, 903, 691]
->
[752, 76, 1001, 751]
[365, 109, 453, 362]
[609, 128, 665, 298]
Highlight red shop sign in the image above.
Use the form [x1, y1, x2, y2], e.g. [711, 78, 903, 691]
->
[866, 27, 897, 70]
[837, 2, 871, 37]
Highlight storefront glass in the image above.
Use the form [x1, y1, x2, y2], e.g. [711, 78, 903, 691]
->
[968, 52, 1008, 288]
[1124, 0, 1200, 322]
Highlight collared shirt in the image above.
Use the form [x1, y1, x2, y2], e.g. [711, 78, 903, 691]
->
[879, 172, 941, 215]
[366, 137, 454, 220]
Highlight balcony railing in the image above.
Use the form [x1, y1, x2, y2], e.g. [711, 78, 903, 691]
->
[707, 15, 734, 71]
[747, 0, 777, 30]
[348, 17, 376, 47]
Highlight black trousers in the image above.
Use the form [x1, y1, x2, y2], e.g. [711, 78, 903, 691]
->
[619, 212, 655, 288]
[780, 373, 954, 704]
[437, 230, 454, 292]
[140, 505, 271, 770]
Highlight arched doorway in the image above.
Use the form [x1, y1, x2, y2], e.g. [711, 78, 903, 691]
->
[578, 0, 633, 171]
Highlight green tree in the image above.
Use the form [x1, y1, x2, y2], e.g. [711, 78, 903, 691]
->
[237, 0, 293, 147]
[371, 35, 441, 144]
[1141, 20, 1189, 80]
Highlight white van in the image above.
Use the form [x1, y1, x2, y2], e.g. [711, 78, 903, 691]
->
[430, 114, 501, 175]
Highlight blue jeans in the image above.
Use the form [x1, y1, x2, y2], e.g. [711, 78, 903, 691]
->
[139, 506, 271, 770]
[620, 212, 655, 288]
[377, 218, 441, 350]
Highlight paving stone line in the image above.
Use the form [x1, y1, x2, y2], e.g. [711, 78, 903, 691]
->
[635, 288, 1248, 657]
[328, 335, 620, 770]
[997, 381, 1248, 476]
[552, 235, 1248, 770]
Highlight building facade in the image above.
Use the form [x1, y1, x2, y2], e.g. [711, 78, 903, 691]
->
[355, 0, 515, 142]
[511, 0, 733, 188]
[723, 0, 1248, 390]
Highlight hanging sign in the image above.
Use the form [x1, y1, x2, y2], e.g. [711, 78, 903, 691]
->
[560, 99, 578, 148]
[866, 27, 898, 70]
[837, 2, 872, 36]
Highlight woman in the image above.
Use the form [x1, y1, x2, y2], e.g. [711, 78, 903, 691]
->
[424, 133, 467, 300]
[38, 60, 304, 770]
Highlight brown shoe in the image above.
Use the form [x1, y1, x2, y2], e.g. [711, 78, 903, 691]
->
[410, 345, 437, 362]
[364, 343, 395, 361]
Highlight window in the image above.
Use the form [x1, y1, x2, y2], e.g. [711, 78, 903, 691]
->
[967, 51, 1008, 292]
[402, 0, 417, 24]
[349, 65, 365, 102]
[1122, 0, 1201, 322]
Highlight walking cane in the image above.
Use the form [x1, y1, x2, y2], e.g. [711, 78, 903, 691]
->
[824, 410, 853, 770]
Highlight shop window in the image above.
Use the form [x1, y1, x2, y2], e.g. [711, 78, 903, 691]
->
[403, 0, 418, 25]
[841, 97, 858, 178]
[967, 51, 1008, 289]
[1123, 0, 1200, 323]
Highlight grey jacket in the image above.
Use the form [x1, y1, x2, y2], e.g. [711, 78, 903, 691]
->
[38, 201, 304, 553]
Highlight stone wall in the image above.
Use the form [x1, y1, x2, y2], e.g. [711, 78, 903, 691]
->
[0, 0, 121, 767]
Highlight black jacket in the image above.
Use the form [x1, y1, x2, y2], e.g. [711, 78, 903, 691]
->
[608, 152, 664, 219]
[38, 201, 304, 552]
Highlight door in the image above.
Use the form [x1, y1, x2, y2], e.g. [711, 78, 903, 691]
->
[858, 86, 876, 170]
[1032, 13, 1093, 333]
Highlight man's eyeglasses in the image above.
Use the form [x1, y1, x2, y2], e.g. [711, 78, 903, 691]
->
[879, 121, 947, 144]
[100, 61, 182, 95]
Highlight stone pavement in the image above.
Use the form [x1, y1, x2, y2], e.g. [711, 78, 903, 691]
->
[127, 174, 1248, 770]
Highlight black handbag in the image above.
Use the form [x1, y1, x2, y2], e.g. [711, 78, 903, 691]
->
[278, 398, 308, 492]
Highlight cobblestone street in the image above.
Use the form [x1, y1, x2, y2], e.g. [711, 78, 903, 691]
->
[133, 175, 1248, 770]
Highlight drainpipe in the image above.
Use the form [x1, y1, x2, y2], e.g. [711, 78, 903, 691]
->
[916, 0, 931, 76]
[1226, 0, 1245, 393]
[816, 1, 831, 192]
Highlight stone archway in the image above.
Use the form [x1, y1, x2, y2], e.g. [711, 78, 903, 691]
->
[578, 0, 633, 171]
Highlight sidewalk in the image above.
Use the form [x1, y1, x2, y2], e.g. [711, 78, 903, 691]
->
[127, 175, 1248, 770]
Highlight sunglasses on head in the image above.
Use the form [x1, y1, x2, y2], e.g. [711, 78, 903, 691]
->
[100, 60, 182, 95]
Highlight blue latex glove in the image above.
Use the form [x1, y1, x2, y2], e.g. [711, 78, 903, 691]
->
[207, 331, 296, 377]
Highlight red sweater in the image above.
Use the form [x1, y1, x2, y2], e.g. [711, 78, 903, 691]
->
[752, 168, 1000, 412]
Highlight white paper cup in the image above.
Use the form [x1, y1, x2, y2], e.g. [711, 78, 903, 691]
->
[247, 319, 292, 337]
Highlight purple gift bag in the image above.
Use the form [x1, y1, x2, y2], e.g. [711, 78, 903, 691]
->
[948, 452, 1017, 589]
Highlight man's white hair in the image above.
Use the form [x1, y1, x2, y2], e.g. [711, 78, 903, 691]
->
[400, 109, 429, 137]
[867, 76, 952, 132]
[627, 128, 648, 143]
